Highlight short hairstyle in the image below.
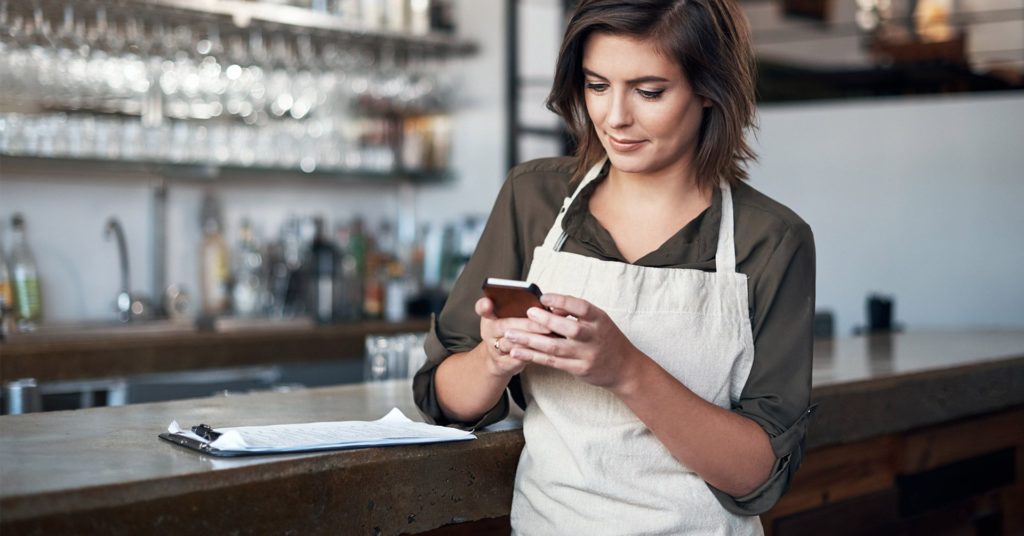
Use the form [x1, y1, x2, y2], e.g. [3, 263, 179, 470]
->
[547, 0, 758, 191]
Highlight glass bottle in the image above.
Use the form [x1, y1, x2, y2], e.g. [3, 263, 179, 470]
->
[0, 246, 15, 337]
[199, 193, 230, 316]
[361, 221, 388, 320]
[232, 219, 264, 318]
[200, 217, 230, 316]
[0, 248, 13, 314]
[334, 221, 362, 321]
[363, 261, 385, 320]
[9, 214, 42, 330]
[384, 258, 409, 323]
[308, 217, 339, 324]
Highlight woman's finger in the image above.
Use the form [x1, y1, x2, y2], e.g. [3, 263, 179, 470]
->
[548, 306, 573, 317]
[509, 348, 583, 374]
[500, 317, 553, 335]
[504, 329, 572, 357]
[493, 336, 509, 355]
[478, 303, 551, 335]
[526, 307, 585, 340]
[475, 297, 497, 319]
[540, 293, 595, 321]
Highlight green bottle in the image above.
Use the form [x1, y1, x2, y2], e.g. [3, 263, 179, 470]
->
[10, 214, 42, 330]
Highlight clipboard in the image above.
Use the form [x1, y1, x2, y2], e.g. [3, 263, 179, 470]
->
[158, 408, 476, 457]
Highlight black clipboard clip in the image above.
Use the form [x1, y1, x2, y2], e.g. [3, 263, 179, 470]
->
[191, 424, 222, 442]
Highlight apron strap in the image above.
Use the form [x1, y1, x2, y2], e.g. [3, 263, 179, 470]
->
[543, 158, 607, 251]
[715, 181, 737, 274]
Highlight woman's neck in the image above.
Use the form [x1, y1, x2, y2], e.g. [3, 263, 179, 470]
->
[603, 156, 710, 211]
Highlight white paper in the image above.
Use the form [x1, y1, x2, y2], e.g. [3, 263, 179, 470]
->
[166, 408, 474, 454]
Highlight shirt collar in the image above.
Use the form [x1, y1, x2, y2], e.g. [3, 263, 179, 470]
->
[561, 163, 722, 266]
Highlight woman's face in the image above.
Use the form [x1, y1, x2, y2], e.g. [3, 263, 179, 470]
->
[582, 32, 708, 178]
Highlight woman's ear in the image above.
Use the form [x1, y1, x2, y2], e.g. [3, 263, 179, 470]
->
[701, 96, 712, 108]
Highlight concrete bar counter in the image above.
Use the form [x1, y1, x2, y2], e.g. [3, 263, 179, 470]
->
[2, 331, 1023, 535]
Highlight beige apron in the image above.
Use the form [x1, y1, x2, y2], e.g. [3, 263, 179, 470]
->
[510, 160, 762, 535]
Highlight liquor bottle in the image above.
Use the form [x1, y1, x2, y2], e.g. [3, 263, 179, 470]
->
[333, 221, 362, 321]
[384, 258, 409, 323]
[346, 217, 368, 319]
[0, 247, 15, 337]
[0, 248, 13, 313]
[360, 219, 384, 320]
[278, 216, 308, 317]
[199, 193, 230, 316]
[232, 219, 264, 318]
[9, 214, 42, 330]
[308, 217, 339, 324]
[363, 261, 385, 320]
[348, 217, 368, 279]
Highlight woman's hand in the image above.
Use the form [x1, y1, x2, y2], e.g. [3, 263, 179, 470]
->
[503, 293, 646, 393]
[476, 297, 553, 379]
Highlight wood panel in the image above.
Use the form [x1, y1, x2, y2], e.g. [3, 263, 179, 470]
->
[898, 408, 1024, 473]
[765, 435, 898, 520]
[763, 406, 1024, 536]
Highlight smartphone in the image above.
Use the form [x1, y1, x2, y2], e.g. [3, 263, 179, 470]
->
[482, 278, 547, 319]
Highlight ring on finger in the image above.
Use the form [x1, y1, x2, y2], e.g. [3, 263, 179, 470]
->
[493, 337, 503, 352]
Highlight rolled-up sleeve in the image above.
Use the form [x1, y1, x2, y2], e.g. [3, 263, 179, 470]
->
[708, 222, 817, 515]
[413, 172, 526, 429]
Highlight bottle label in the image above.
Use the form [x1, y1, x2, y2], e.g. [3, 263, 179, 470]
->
[0, 280, 13, 309]
[14, 276, 41, 320]
[203, 244, 229, 313]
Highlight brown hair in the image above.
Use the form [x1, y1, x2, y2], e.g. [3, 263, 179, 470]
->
[547, 0, 758, 191]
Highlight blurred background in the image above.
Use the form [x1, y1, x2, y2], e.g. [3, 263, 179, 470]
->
[0, 0, 1022, 403]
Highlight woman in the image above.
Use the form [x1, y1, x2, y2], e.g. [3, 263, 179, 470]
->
[414, 0, 815, 533]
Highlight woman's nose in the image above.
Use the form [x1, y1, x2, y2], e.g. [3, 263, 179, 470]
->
[606, 91, 632, 128]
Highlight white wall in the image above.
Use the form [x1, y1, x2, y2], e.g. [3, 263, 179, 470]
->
[750, 92, 1024, 335]
[0, 178, 157, 319]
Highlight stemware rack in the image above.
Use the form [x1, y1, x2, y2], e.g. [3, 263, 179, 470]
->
[0, 0, 476, 181]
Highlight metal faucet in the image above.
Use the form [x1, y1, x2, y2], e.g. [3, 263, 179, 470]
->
[104, 217, 132, 323]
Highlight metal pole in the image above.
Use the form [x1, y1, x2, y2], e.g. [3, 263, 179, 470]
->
[152, 179, 168, 316]
[505, 0, 519, 171]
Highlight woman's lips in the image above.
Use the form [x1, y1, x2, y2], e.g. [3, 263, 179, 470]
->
[606, 135, 647, 153]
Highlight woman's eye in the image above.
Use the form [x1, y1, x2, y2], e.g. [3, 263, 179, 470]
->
[585, 82, 609, 93]
[637, 89, 664, 100]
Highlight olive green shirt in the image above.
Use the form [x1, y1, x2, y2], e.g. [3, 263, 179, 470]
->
[413, 157, 816, 516]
